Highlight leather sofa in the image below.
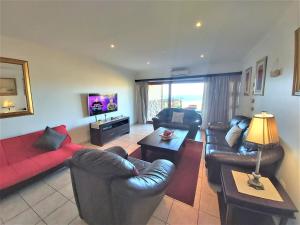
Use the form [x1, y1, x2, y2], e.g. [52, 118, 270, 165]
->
[152, 108, 202, 139]
[205, 115, 284, 184]
[67, 147, 175, 225]
[0, 125, 83, 196]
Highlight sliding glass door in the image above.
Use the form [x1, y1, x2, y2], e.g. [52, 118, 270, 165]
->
[147, 81, 204, 122]
[147, 84, 169, 121]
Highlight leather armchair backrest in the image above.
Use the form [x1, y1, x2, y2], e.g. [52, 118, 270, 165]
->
[238, 118, 251, 131]
[70, 149, 137, 179]
[157, 108, 201, 123]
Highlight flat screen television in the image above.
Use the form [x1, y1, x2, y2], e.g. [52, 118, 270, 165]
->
[88, 93, 118, 116]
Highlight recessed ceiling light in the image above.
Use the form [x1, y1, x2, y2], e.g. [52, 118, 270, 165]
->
[195, 21, 202, 28]
[146, 61, 150, 65]
[200, 54, 204, 58]
[110, 44, 115, 48]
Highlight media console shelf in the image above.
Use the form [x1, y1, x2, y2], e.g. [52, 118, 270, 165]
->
[90, 116, 130, 146]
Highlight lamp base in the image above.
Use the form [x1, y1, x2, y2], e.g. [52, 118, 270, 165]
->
[248, 172, 264, 190]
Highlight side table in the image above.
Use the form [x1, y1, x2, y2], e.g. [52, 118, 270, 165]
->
[221, 165, 298, 225]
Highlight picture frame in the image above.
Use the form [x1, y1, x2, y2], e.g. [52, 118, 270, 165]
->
[254, 56, 268, 95]
[0, 78, 17, 96]
[244, 67, 252, 96]
[0, 57, 34, 118]
[292, 28, 300, 96]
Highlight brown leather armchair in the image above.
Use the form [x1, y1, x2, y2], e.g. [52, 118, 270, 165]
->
[67, 147, 175, 225]
[205, 115, 284, 184]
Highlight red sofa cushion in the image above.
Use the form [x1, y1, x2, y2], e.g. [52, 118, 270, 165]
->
[0, 142, 8, 167]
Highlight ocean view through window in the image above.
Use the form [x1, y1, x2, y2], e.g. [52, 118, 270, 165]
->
[147, 82, 204, 121]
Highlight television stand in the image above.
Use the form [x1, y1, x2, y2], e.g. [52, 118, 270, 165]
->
[90, 116, 130, 146]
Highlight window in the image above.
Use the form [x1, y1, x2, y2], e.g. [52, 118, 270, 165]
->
[170, 83, 204, 111]
[147, 84, 169, 121]
[147, 82, 204, 121]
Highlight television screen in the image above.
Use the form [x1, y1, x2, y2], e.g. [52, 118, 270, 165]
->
[88, 93, 118, 116]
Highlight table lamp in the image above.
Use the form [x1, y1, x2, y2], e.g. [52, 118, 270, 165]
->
[2, 100, 15, 111]
[246, 111, 279, 190]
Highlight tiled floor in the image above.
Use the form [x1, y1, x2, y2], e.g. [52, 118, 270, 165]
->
[0, 124, 221, 225]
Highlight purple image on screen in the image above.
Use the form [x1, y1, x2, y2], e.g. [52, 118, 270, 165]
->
[88, 94, 117, 116]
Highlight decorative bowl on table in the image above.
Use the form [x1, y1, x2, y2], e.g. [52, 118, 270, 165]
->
[159, 129, 174, 141]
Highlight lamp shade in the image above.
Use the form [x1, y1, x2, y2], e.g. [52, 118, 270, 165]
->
[246, 112, 279, 146]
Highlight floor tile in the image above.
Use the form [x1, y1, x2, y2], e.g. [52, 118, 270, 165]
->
[19, 181, 55, 206]
[44, 201, 78, 225]
[0, 194, 29, 222]
[32, 192, 68, 218]
[58, 183, 74, 199]
[4, 208, 40, 225]
[198, 211, 221, 225]
[147, 216, 166, 225]
[199, 192, 220, 218]
[36, 220, 47, 225]
[69, 216, 88, 225]
[70, 197, 76, 204]
[44, 168, 71, 190]
[167, 200, 198, 225]
[153, 196, 173, 222]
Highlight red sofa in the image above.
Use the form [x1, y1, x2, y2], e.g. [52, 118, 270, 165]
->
[0, 125, 83, 194]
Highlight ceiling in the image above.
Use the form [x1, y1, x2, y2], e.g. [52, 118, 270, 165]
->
[0, 1, 292, 75]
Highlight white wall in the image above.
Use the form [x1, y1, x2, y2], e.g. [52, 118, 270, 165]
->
[0, 36, 135, 143]
[238, 3, 300, 224]
[135, 61, 242, 79]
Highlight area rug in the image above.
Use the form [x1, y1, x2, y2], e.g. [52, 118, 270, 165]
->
[129, 140, 202, 206]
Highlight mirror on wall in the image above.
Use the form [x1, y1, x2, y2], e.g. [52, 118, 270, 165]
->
[293, 28, 300, 96]
[0, 57, 34, 118]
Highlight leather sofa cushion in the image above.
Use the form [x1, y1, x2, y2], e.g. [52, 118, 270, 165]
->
[205, 128, 227, 137]
[206, 134, 229, 146]
[159, 122, 190, 130]
[70, 149, 138, 179]
[205, 144, 237, 156]
[238, 118, 251, 131]
[229, 115, 250, 128]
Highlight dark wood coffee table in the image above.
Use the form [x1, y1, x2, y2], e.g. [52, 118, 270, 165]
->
[221, 165, 298, 225]
[137, 127, 189, 164]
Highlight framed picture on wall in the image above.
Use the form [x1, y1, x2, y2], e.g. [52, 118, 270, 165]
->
[254, 56, 268, 95]
[0, 78, 17, 96]
[244, 67, 252, 96]
[292, 27, 300, 96]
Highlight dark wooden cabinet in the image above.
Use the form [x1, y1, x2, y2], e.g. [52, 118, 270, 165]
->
[90, 117, 130, 146]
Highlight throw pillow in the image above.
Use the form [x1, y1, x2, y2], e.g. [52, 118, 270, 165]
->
[225, 125, 243, 147]
[171, 112, 184, 123]
[34, 127, 67, 150]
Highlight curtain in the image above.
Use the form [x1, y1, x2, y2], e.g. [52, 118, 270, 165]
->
[201, 75, 241, 128]
[135, 82, 149, 124]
